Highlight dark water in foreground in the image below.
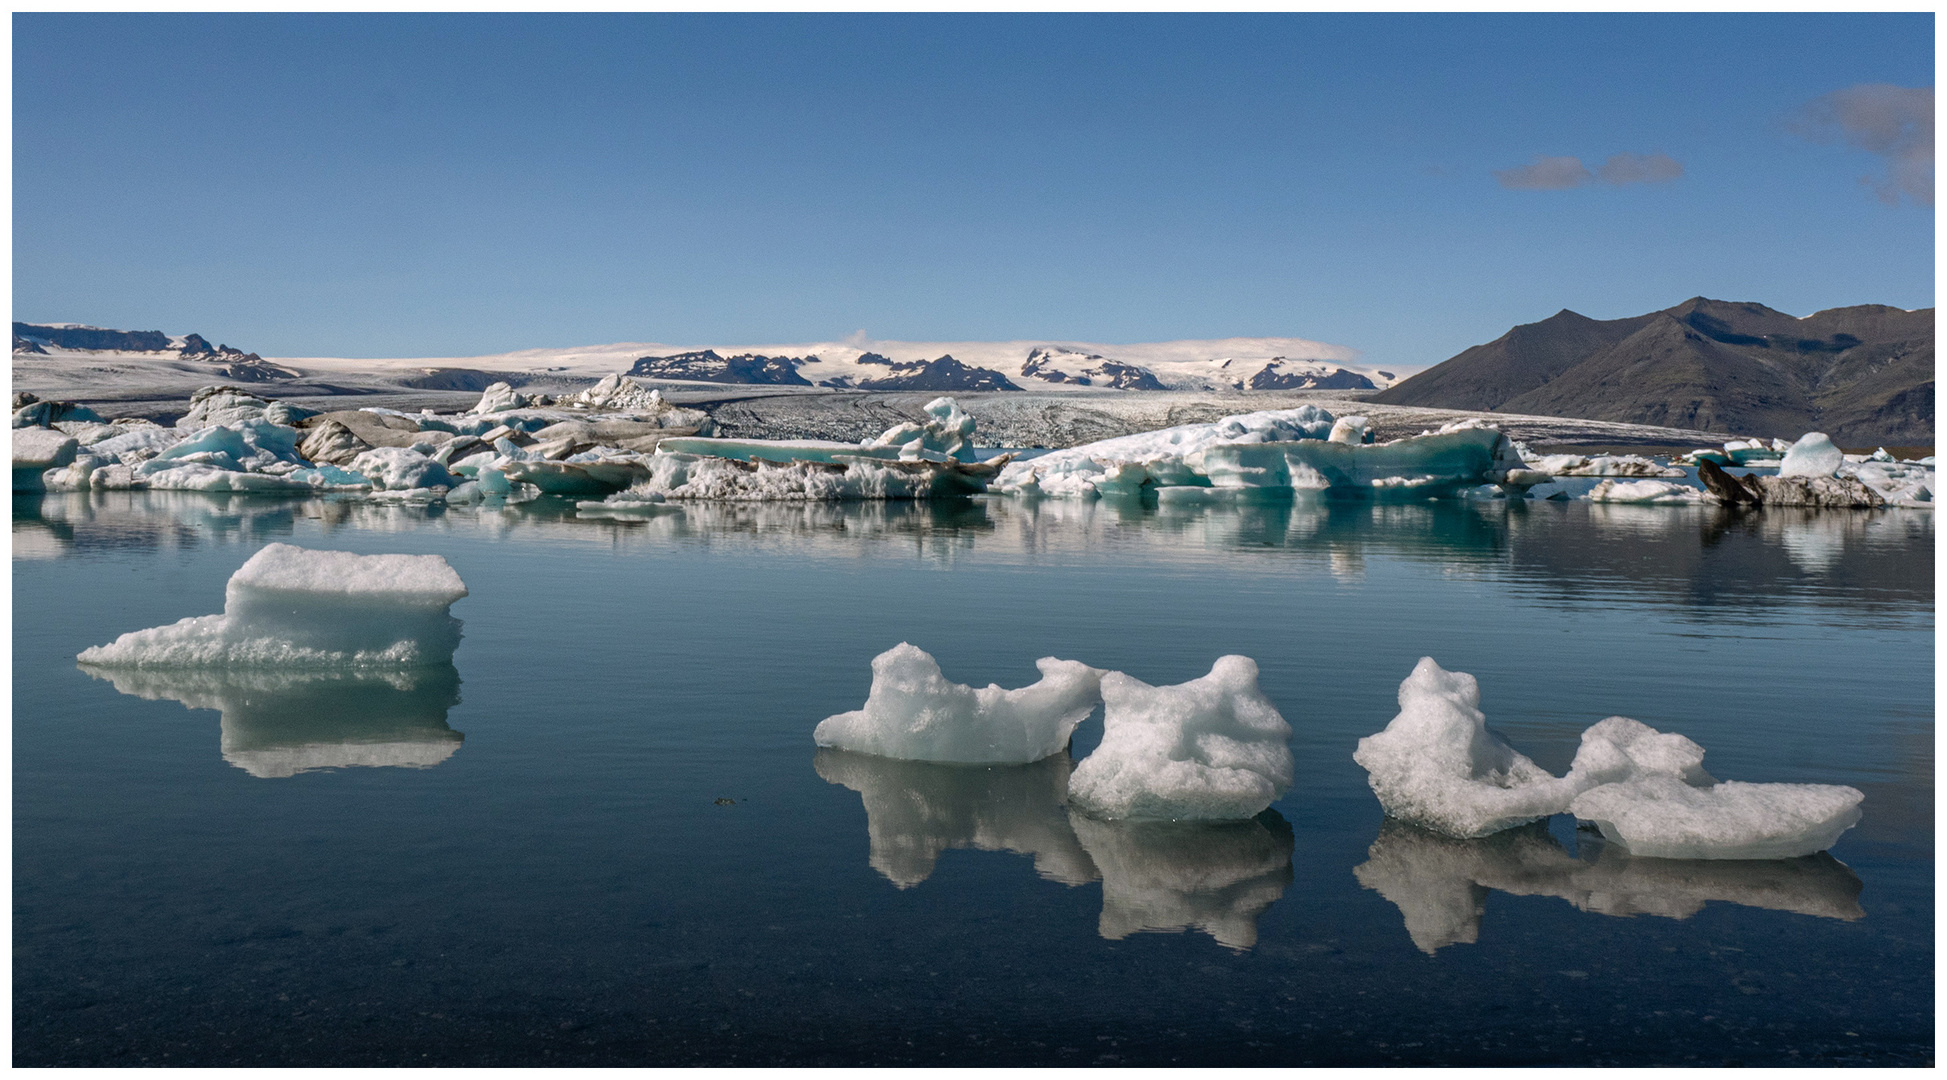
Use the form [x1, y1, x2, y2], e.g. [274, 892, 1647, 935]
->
[13, 491, 1934, 1065]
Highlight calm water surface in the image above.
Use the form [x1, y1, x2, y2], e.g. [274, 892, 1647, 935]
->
[13, 491, 1934, 1065]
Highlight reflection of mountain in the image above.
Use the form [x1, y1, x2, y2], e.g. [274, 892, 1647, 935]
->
[1354, 820, 1864, 955]
[81, 664, 464, 778]
[1070, 811, 1294, 952]
[813, 749, 1096, 888]
[815, 750, 1295, 949]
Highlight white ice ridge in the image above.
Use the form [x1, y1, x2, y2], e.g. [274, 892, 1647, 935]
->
[77, 542, 469, 668]
[991, 407, 1527, 499]
[1067, 656, 1294, 822]
[813, 643, 1103, 764]
[1355, 659, 1865, 858]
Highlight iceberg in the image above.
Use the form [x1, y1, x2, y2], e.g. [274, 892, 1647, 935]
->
[81, 664, 465, 778]
[1584, 479, 1707, 504]
[993, 408, 1523, 499]
[814, 643, 1102, 764]
[1067, 656, 1292, 821]
[814, 748, 1097, 888]
[1069, 811, 1294, 951]
[1354, 820, 1864, 954]
[1778, 432, 1844, 479]
[1524, 453, 1686, 478]
[1357, 660, 1867, 856]
[77, 542, 468, 668]
[1353, 658, 1601, 838]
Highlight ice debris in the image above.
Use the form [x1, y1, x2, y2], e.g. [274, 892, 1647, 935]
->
[1355, 659, 1865, 858]
[814, 643, 1103, 764]
[1584, 479, 1709, 505]
[1067, 656, 1293, 822]
[1524, 453, 1686, 478]
[77, 543, 468, 668]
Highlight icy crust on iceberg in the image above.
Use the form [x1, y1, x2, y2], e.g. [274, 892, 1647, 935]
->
[1353, 658, 1598, 838]
[813, 643, 1103, 764]
[992, 409, 1521, 499]
[77, 543, 468, 669]
[1067, 656, 1293, 822]
[1355, 659, 1866, 858]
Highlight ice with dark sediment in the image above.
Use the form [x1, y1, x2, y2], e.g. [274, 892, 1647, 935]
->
[77, 543, 468, 668]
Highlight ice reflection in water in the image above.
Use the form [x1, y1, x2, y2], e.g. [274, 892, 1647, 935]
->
[79, 663, 464, 778]
[816, 748, 1294, 950]
[1354, 820, 1864, 955]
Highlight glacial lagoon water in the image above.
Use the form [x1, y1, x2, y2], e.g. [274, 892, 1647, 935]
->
[13, 490, 1934, 1065]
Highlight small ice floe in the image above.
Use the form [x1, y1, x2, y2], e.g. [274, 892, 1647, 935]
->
[1583, 479, 1708, 504]
[813, 748, 1096, 888]
[83, 664, 464, 778]
[813, 643, 1103, 765]
[77, 543, 468, 668]
[1353, 658, 1602, 838]
[1067, 656, 1293, 822]
[1524, 453, 1686, 478]
[1069, 811, 1294, 951]
[1353, 820, 1864, 954]
[1355, 659, 1865, 859]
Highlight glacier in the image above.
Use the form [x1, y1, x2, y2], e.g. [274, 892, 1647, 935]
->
[77, 542, 469, 668]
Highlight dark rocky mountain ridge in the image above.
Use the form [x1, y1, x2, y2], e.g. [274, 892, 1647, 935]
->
[1373, 298, 1934, 444]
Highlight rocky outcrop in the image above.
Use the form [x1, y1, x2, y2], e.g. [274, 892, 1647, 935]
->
[629, 349, 814, 386]
[853, 354, 1022, 392]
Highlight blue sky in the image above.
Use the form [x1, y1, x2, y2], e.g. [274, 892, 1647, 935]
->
[13, 13, 1935, 367]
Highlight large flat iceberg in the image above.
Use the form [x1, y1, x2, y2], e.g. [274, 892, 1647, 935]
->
[1067, 656, 1292, 821]
[813, 643, 1103, 764]
[77, 542, 468, 668]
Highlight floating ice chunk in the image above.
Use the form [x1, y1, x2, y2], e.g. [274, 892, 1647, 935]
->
[814, 643, 1103, 765]
[137, 419, 304, 476]
[814, 748, 1097, 887]
[1584, 479, 1707, 504]
[1843, 459, 1934, 506]
[1525, 454, 1686, 478]
[1326, 415, 1371, 444]
[143, 464, 324, 492]
[1067, 656, 1292, 821]
[1779, 432, 1844, 479]
[1069, 810, 1293, 950]
[349, 447, 456, 491]
[1569, 776, 1863, 860]
[81, 665, 464, 778]
[863, 396, 977, 461]
[77, 543, 468, 668]
[1354, 657, 1596, 838]
[177, 387, 272, 430]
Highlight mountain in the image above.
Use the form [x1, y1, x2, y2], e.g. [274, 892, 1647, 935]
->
[849, 354, 1022, 392]
[629, 349, 814, 386]
[1373, 298, 1934, 444]
[14, 322, 298, 381]
[1019, 347, 1166, 390]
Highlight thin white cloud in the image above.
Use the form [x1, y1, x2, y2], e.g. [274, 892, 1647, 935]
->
[1496, 152, 1684, 190]
[1788, 83, 1933, 207]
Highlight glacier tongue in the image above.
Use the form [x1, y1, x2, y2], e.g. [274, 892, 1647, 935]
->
[77, 543, 468, 668]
